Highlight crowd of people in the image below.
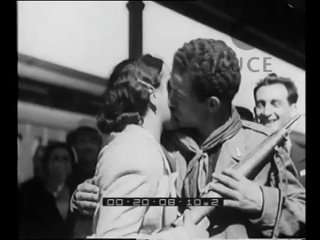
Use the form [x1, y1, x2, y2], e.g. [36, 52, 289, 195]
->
[18, 38, 305, 239]
[19, 127, 102, 238]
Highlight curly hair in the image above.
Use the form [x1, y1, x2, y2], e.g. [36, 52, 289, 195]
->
[253, 73, 298, 105]
[173, 38, 241, 103]
[97, 54, 164, 134]
[107, 58, 135, 89]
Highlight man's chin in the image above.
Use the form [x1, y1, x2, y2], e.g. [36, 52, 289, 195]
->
[264, 121, 281, 132]
[163, 118, 179, 131]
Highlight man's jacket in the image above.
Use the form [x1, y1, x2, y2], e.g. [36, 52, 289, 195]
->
[163, 120, 305, 238]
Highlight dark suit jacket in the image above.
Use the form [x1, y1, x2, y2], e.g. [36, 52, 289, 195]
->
[19, 177, 75, 239]
[290, 131, 305, 187]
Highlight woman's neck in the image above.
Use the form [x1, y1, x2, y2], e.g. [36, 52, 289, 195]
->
[142, 110, 163, 143]
[45, 177, 64, 193]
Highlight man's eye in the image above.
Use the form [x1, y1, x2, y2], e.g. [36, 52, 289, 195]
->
[256, 103, 264, 108]
[272, 100, 281, 107]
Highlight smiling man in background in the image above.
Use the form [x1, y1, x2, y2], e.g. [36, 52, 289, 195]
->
[254, 73, 305, 187]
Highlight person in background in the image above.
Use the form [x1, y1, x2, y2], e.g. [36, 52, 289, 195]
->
[67, 126, 102, 191]
[66, 126, 102, 238]
[33, 144, 47, 180]
[253, 73, 305, 187]
[19, 142, 75, 239]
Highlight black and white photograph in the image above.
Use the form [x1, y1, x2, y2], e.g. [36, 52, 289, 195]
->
[18, 1, 305, 239]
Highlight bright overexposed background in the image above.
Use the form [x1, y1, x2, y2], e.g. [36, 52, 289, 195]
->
[18, 1, 129, 78]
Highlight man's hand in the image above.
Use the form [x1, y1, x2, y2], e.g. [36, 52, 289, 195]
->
[72, 178, 100, 216]
[157, 209, 209, 240]
[182, 209, 209, 239]
[209, 168, 263, 218]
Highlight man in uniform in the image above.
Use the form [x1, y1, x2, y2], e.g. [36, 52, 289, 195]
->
[71, 38, 305, 238]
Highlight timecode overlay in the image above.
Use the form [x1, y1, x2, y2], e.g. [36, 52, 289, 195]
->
[102, 198, 223, 206]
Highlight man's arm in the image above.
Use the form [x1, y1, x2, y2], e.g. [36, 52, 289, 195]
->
[69, 178, 99, 216]
[247, 147, 305, 238]
[209, 147, 305, 237]
[93, 146, 211, 239]
[268, 147, 305, 237]
[70, 176, 209, 239]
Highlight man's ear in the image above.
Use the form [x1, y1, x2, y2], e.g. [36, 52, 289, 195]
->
[289, 103, 297, 117]
[206, 96, 220, 113]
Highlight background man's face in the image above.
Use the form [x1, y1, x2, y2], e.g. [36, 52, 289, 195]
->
[169, 70, 207, 129]
[73, 133, 101, 167]
[47, 147, 72, 183]
[254, 83, 296, 132]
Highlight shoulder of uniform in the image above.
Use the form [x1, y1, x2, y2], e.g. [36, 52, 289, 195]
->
[290, 130, 306, 148]
[241, 120, 273, 136]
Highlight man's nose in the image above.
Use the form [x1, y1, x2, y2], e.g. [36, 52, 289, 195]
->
[262, 104, 272, 116]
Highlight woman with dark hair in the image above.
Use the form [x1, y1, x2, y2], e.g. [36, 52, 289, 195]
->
[98, 58, 136, 147]
[19, 142, 76, 239]
[91, 55, 204, 238]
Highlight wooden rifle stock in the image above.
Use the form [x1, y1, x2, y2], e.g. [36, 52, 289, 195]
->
[171, 114, 302, 226]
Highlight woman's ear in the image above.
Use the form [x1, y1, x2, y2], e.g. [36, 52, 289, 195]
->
[149, 90, 157, 105]
[206, 96, 220, 113]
